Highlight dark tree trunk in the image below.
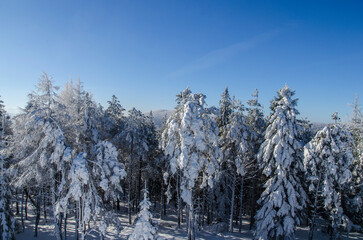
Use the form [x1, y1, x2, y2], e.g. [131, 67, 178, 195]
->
[249, 176, 257, 230]
[34, 200, 41, 237]
[238, 176, 244, 232]
[64, 213, 67, 240]
[21, 190, 25, 232]
[25, 191, 28, 220]
[43, 188, 47, 223]
[16, 189, 19, 215]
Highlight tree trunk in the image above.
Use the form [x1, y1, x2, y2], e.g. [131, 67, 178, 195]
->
[238, 176, 244, 232]
[186, 205, 190, 231]
[64, 213, 67, 240]
[177, 170, 182, 228]
[137, 156, 142, 211]
[160, 182, 164, 219]
[128, 180, 132, 224]
[25, 190, 28, 220]
[21, 190, 25, 232]
[52, 179, 62, 240]
[202, 189, 206, 227]
[249, 175, 256, 230]
[229, 171, 237, 232]
[16, 189, 20, 215]
[187, 191, 195, 240]
[75, 202, 79, 240]
[34, 201, 41, 237]
[43, 188, 47, 223]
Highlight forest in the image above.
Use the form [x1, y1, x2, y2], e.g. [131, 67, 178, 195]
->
[0, 72, 362, 240]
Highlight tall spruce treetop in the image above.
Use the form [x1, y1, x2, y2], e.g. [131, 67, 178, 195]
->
[247, 89, 266, 135]
[217, 87, 233, 128]
[255, 85, 307, 240]
[32, 72, 60, 116]
[107, 95, 125, 120]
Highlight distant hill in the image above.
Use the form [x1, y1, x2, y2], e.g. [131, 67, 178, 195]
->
[311, 122, 327, 133]
[150, 109, 174, 129]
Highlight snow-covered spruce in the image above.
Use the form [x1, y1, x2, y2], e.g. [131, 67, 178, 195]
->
[347, 95, 363, 227]
[218, 90, 257, 232]
[11, 81, 69, 240]
[57, 140, 127, 240]
[161, 88, 221, 240]
[128, 185, 157, 240]
[0, 102, 15, 240]
[304, 123, 354, 240]
[214, 87, 234, 226]
[245, 89, 266, 229]
[254, 85, 307, 240]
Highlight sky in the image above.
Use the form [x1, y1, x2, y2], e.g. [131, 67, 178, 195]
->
[0, 0, 362, 123]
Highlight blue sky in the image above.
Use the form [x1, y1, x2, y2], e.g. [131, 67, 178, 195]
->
[0, 0, 362, 123]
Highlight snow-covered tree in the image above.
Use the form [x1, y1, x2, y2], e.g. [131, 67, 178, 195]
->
[254, 85, 307, 240]
[106, 95, 125, 130]
[57, 140, 126, 240]
[23, 72, 59, 116]
[94, 141, 127, 202]
[217, 87, 233, 128]
[10, 75, 69, 239]
[220, 98, 257, 232]
[0, 100, 15, 240]
[304, 124, 354, 240]
[347, 95, 363, 226]
[57, 78, 129, 239]
[246, 89, 266, 136]
[128, 185, 157, 240]
[246, 89, 266, 229]
[214, 87, 234, 225]
[216, 89, 258, 232]
[57, 79, 90, 151]
[162, 88, 221, 240]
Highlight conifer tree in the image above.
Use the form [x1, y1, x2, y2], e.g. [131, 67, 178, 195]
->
[0, 99, 15, 240]
[217, 87, 233, 128]
[162, 88, 221, 240]
[246, 89, 266, 229]
[304, 122, 354, 240]
[106, 95, 125, 137]
[255, 85, 307, 240]
[11, 74, 68, 239]
[221, 99, 257, 232]
[215, 87, 234, 225]
[347, 95, 363, 227]
[128, 185, 157, 240]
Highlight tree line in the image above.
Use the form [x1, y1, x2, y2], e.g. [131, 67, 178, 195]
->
[0, 72, 362, 240]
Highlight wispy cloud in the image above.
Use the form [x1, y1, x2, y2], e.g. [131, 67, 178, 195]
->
[169, 29, 281, 78]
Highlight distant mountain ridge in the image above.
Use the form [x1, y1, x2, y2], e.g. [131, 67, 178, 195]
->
[311, 122, 327, 133]
[149, 109, 174, 129]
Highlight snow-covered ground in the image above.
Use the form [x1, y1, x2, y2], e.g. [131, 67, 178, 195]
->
[15, 205, 363, 240]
